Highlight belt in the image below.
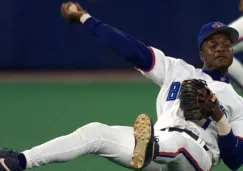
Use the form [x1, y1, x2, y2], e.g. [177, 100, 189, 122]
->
[161, 127, 209, 151]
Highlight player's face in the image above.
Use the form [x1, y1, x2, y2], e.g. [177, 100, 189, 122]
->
[200, 33, 233, 72]
[240, 0, 243, 12]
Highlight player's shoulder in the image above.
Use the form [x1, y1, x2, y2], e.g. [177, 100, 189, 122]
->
[209, 81, 242, 106]
[149, 46, 177, 60]
[149, 46, 196, 68]
[148, 46, 167, 59]
[208, 81, 235, 92]
[227, 93, 243, 122]
[208, 81, 243, 121]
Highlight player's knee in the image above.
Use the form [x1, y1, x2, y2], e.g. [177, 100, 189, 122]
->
[77, 122, 107, 131]
[75, 122, 109, 138]
[84, 122, 107, 128]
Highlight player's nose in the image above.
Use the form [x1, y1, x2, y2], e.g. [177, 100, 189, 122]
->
[216, 44, 227, 52]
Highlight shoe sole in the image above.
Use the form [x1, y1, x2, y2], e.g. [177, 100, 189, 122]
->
[130, 114, 152, 169]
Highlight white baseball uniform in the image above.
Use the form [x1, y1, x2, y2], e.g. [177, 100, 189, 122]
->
[137, 47, 243, 171]
[18, 11, 243, 171]
[22, 46, 243, 171]
[228, 15, 243, 88]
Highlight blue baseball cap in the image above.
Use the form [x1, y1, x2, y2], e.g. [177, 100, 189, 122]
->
[198, 21, 239, 50]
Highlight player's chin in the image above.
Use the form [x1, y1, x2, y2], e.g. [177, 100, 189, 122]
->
[214, 59, 232, 69]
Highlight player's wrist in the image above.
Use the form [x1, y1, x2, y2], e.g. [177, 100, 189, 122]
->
[211, 105, 223, 122]
[80, 13, 91, 23]
[216, 115, 231, 135]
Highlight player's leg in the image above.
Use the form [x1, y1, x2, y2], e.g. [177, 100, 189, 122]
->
[233, 40, 243, 54]
[131, 114, 212, 171]
[153, 130, 212, 171]
[0, 122, 163, 171]
[22, 123, 136, 168]
[228, 57, 243, 89]
[228, 15, 243, 89]
[229, 33, 243, 88]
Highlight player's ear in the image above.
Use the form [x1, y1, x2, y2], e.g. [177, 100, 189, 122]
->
[199, 51, 205, 62]
[199, 41, 207, 62]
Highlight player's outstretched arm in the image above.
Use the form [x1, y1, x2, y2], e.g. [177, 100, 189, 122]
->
[61, 2, 154, 71]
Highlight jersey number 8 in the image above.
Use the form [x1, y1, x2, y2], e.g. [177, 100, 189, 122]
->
[166, 82, 181, 101]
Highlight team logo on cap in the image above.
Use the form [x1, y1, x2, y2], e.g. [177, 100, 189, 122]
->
[212, 22, 224, 28]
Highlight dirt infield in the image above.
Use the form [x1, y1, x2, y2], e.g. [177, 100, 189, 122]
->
[0, 70, 149, 82]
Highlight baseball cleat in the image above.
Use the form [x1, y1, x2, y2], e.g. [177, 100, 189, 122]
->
[130, 114, 156, 169]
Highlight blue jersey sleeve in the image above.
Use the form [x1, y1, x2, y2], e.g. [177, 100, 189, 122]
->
[218, 130, 243, 170]
[83, 17, 154, 71]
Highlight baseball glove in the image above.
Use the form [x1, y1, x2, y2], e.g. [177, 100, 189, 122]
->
[179, 79, 219, 120]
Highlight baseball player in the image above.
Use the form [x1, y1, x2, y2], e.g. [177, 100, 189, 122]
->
[228, 0, 243, 89]
[0, 2, 243, 171]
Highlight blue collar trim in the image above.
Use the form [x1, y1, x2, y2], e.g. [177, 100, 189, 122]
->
[202, 69, 230, 84]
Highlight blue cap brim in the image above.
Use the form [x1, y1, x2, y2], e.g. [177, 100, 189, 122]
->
[203, 26, 239, 44]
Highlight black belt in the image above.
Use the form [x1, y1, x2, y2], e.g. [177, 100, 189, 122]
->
[161, 127, 209, 151]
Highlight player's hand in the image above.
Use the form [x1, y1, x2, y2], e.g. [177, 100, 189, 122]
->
[61, 2, 88, 23]
[197, 88, 223, 122]
[180, 79, 224, 122]
[239, 0, 243, 12]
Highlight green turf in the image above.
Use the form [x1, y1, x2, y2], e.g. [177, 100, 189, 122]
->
[0, 82, 242, 171]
